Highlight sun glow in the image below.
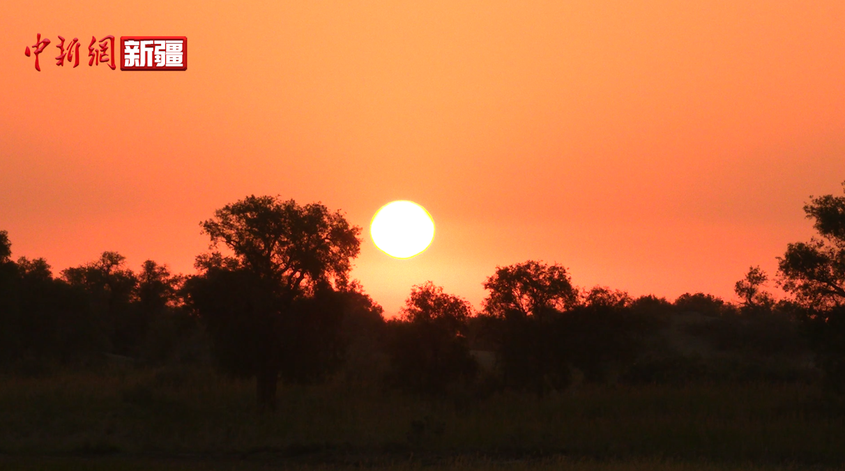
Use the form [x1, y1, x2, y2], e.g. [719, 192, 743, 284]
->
[370, 201, 435, 259]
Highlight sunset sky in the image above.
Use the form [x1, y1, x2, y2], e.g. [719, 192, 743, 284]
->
[2, 1, 844, 316]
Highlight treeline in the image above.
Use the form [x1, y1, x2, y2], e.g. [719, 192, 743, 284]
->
[0, 248, 201, 368]
[0, 238, 809, 394]
[383, 266, 812, 397]
[1, 182, 844, 411]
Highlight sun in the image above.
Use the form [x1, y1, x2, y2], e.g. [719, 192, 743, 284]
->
[370, 201, 435, 259]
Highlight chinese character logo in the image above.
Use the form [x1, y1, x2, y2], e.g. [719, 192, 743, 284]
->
[89, 36, 116, 70]
[26, 34, 186, 72]
[24, 34, 51, 71]
[121, 37, 187, 71]
[55, 35, 81, 68]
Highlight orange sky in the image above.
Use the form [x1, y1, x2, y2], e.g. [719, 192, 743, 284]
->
[2, 1, 845, 316]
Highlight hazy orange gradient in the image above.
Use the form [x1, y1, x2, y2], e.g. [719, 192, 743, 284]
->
[2, 1, 844, 315]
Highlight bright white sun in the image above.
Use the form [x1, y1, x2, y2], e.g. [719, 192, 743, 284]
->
[371, 201, 435, 259]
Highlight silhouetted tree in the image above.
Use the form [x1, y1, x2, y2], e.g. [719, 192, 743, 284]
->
[135, 260, 198, 365]
[485, 277, 654, 390]
[620, 295, 694, 385]
[626, 294, 674, 346]
[565, 287, 642, 382]
[385, 282, 477, 394]
[280, 284, 357, 383]
[778, 181, 845, 389]
[482, 261, 576, 393]
[0, 231, 10, 263]
[580, 286, 632, 308]
[674, 292, 733, 317]
[62, 252, 140, 355]
[0, 231, 19, 364]
[629, 295, 674, 323]
[735, 266, 775, 313]
[184, 261, 274, 382]
[186, 195, 361, 412]
[12, 257, 58, 359]
[0, 233, 101, 368]
[17, 257, 102, 363]
[17, 257, 52, 281]
[199, 195, 359, 292]
[138, 260, 181, 313]
[61, 252, 138, 311]
[483, 260, 577, 318]
[334, 283, 386, 385]
[778, 182, 845, 310]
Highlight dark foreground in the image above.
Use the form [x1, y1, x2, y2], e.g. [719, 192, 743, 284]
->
[4, 455, 845, 471]
[2, 367, 845, 470]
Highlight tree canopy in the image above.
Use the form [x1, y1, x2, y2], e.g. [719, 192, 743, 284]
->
[189, 195, 363, 412]
[200, 195, 361, 296]
[386, 282, 476, 394]
[0, 230, 11, 263]
[482, 260, 577, 317]
[778, 182, 845, 309]
[734, 266, 774, 311]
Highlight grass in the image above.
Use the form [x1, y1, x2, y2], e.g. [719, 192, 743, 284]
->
[2, 455, 845, 471]
[1, 366, 845, 469]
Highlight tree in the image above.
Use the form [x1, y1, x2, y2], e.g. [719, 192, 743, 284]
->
[734, 266, 774, 312]
[134, 260, 197, 365]
[778, 182, 845, 310]
[401, 282, 472, 329]
[199, 195, 360, 294]
[674, 292, 732, 317]
[0, 230, 11, 263]
[778, 182, 845, 389]
[61, 252, 139, 355]
[61, 252, 138, 308]
[566, 288, 642, 383]
[0, 235, 102, 367]
[137, 260, 181, 313]
[580, 286, 632, 308]
[17, 257, 52, 282]
[385, 282, 477, 394]
[0, 231, 19, 364]
[629, 295, 674, 322]
[15, 257, 102, 364]
[481, 261, 577, 393]
[333, 283, 386, 385]
[186, 195, 361, 411]
[482, 260, 577, 318]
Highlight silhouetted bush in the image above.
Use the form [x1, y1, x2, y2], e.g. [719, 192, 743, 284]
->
[674, 292, 735, 317]
[384, 283, 477, 395]
[630, 295, 675, 327]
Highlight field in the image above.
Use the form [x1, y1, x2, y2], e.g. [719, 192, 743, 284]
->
[2, 366, 845, 470]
